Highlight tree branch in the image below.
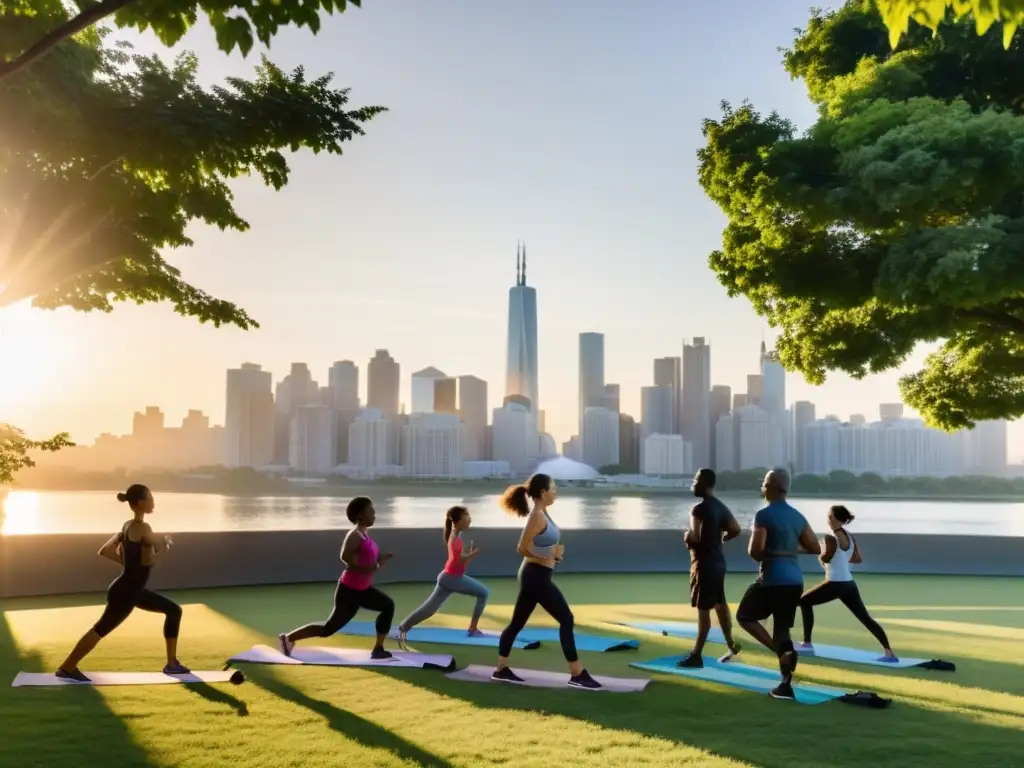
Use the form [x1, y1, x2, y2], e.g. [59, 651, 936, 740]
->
[0, 0, 140, 82]
[957, 308, 1024, 334]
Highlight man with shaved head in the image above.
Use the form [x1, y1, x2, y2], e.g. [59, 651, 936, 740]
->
[737, 468, 820, 700]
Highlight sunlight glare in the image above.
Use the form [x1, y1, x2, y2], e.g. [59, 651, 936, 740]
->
[0, 303, 79, 406]
[1, 490, 40, 535]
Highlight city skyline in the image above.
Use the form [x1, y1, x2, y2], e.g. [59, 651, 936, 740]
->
[2, 0, 1023, 459]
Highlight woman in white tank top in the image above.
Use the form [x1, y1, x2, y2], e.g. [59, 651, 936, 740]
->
[798, 505, 896, 660]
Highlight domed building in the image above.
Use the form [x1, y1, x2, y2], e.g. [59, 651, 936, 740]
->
[534, 456, 600, 482]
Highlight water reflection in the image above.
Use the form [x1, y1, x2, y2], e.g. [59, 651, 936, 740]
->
[2, 489, 1023, 537]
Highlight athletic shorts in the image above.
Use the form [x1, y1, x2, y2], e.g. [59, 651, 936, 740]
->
[736, 581, 803, 629]
[689, 565, 726, 610]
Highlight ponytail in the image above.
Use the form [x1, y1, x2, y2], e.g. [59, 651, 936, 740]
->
[500, 485, 531, 518]
[444, 506, 467, 542]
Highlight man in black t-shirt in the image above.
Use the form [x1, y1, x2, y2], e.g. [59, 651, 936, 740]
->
[680, 468, 743, 668]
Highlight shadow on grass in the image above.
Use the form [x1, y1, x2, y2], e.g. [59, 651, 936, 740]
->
[244, 665, 454, 768]
[0, 608, 154, 768]
[184, 680, 249, 717]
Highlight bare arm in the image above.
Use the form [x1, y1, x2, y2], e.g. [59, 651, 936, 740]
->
[458, 538, 480, 563]
[684, 509, 702, 548]
[850, 536, 863, 565]
[722, 509, 742, 542]
[340, 531, 378, 573]
[517, 509, 554, 564]
[97, 532, 123, 564]
[748, 526, 767, 562]
[798, 523, 821, 555]
[819, 534, 837, 564]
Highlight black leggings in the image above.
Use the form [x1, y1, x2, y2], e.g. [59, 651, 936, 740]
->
[295, 582, 395, 637]
[800, 580, 890, 648]
[93, 585, 182, 639]
[498, 562, 577, 662]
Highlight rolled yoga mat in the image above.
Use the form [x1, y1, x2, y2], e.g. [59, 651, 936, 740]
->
[630, 655, 889, 708]
[12, 670, 243, 687]
[229, 644, 456, 671]
[447, 664, 650, 692]
[626, 621, 954, 670]
[340, 621, 539, 650]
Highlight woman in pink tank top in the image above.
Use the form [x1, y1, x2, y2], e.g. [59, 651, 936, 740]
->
[278, 497, 396, 659]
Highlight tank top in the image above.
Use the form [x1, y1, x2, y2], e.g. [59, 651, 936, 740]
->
[444, 533, 466, 577]
[340, 531, 379, 591]
[531, 512, 560, 558]
[117, 520, 151, 588]
[825, 529, 855, 582]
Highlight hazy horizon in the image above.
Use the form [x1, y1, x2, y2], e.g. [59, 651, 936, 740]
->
[3, 0, 1021, 458]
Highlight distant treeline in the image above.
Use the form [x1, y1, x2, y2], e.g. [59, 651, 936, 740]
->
[706, 468, 1024, 498]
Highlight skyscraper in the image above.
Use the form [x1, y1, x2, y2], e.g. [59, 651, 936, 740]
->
[582, 407, 619, 470]
[709, 384, 732, 468]
[224, 363, 275, 468]
[505, 243, 540, 412]
[458, 375, 488, 461]
[653, 357, 681, 434]
[410, 366, 447, 414]
[289, 403, 336, 474]
[641, 386, 674, 439]
[792, 400, 816, 474]
[578, 332, 605, 433]
[434, 377, 458, 415]
[327, 361, 359, 411]
[367, 349, 400, 419]
[760, 342, 786, 413]
[682, 337, 712, 468]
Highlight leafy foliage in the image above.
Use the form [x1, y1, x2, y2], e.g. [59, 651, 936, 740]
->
[876, 0, 1024, 48]
[0, 424, 73, 485]
[699, 2, 1024, 430]
[0, 0, 364, 80]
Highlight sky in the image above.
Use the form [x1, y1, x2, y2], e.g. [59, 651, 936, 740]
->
[2, 0, 1021, 459]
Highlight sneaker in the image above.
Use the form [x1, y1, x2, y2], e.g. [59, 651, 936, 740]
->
[278, 633, 295, 657]
[769, 681, 796, 700]
[55, 667, 90, 683]
[676, 653, 704, 669]
[568, 669, 603, 690]
[163, 660, 191, 675]
[491, 666, 525, 683]
[798, 642, 815, 654]
[370, 646, 393, 660]
[718, 640, 742, 663]
[467, 629, 486, 638]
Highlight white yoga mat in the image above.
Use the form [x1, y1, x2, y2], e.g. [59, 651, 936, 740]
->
[12, 670, 239, 687]
[446, 664, 650, 692]
[229, 644, 455, 670]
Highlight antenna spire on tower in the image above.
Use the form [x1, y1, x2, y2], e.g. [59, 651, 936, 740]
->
[521, 242, 527, 286]
[516, 241, 521, 285]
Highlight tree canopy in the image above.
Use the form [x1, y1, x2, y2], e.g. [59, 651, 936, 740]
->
[698, 2, 1024, 431]
[877, 0, 1024, 48]
[0, 2, 383, 481]
[0, 0, 364, 81]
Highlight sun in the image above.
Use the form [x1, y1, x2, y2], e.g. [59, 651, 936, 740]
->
[0, 302, 79, 408]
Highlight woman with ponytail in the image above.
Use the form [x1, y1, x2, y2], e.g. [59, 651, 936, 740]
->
[492, 473, 601, 689]
[395, 506, 489, 646]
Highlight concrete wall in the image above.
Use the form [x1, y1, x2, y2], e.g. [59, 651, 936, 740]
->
[2, 529, 1022, 599]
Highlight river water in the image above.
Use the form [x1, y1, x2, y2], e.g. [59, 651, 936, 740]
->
[2, 490, 1023, 537]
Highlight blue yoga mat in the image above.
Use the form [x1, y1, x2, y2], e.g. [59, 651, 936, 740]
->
[517, 627, 639, 652]
[340, 622, 540, 650]
[627, 621, 938, 669]
[630, 655, 846, 705]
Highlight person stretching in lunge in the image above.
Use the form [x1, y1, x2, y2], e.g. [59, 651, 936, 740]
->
[278, 496, 395, 660]
[396, 505, 489, 647]
[491, 473, 601, 689]
[737, 469, 820, 701]
[799, 504, 896, 660]
[678, 468, 743, 668]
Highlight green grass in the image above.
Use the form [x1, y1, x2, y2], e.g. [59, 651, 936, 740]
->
[3, 573, 1023, 767]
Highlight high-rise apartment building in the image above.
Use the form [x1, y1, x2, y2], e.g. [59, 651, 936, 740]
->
[642, 434, 691, 476]
[653, 357, 681, 434]
[792, 400, 817, 474]
[434, 377, 458, 415]
[410, 367, 447, 414]
[347, 407, 395, 476]
[578, 332, 605, 433]
[492, 400, 538, 475]
[327, 361, 359, 411]
[641, 386, 674, 439]
[582, 406, 619, 470]
[505, 243, 539, 412]
[458, 375, 488, 461]
[682, 337, 712, 468]
[709, 384, 731, 470]
[367, 349, 400, 419]
[402, 413, 463, 478]
[289, 403, 336, 474]
[224, 363, 275, 468]
[759, 343, 786, 413]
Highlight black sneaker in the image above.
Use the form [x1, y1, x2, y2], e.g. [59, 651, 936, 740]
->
[568, 669, 603, 690]
[55, 667, 90, 683]
[770, 681, 796, 700]
[676, 653, 704, 669]
[779, 648, 799, 678]
[491, 666, 524, 683]
[370, 647, 393, 660]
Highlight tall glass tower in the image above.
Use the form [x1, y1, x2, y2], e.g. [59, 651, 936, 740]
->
[505, 243, 539, 413]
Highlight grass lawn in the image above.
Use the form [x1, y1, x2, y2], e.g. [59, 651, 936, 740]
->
[3, 573, 1023, 767]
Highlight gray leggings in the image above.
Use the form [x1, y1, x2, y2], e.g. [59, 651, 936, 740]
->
[399, 572, 490, 631]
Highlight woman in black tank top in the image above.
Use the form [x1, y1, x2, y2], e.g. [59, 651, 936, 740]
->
[56, 485, 190, 683]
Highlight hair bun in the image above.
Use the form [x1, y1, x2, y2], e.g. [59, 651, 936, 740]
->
[116, 492, 128, 502]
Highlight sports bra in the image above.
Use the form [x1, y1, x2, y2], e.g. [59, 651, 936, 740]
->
[531, 513, 560, 557]
[826, 529, 855, 582]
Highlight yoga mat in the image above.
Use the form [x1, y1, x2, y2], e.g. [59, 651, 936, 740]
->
[447, 664, 650, 692]
[341, 621, 539, 650]
[630, 655, 845, 705]
[12, 670, 239, 687]
[627, 621, 951, 670]
[228, 644, 456, 670]
[518, 627, 639, 652]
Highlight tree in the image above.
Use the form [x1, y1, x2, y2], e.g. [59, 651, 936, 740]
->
[877, 0, 1024, 48]
[0, 6, 383, 480]
[0, 0, 365, 82]
[0, 425, 73, 485]
[698, 2, 1024, 431]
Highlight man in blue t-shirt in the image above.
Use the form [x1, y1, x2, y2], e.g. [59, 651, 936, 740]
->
[737, 468, 821, 701]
